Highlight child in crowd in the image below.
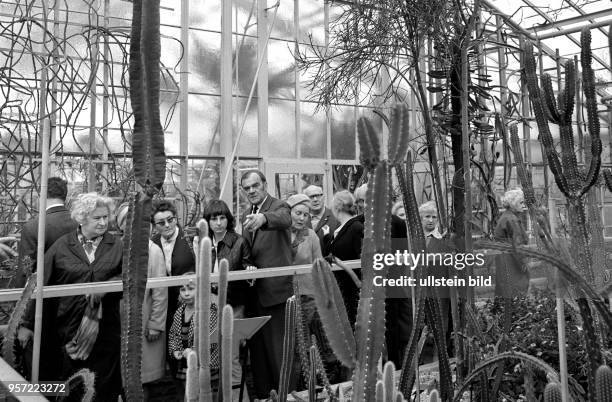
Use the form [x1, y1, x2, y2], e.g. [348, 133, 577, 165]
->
[168, 273, 219, 398]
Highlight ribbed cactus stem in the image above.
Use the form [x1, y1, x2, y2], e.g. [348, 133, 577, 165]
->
[352, 160, 391, 402]
[311, 258, 356, 368]
[543, 382, 562, 402]
[221, 304, 233, 402]
[217, 258, 229, 394]
[185, 350, 199, 402]
[382, 361, 396, 402]
[375, 381, 385, 402]
[195, 219, 212, 401]
[388, 104, 410, 165]
[357, 116, 381, 170]
[308, 345, 317, 402]
[595, 365, 612, 401]
[278, 296, 297, 402]
[428, 389, 440, 402]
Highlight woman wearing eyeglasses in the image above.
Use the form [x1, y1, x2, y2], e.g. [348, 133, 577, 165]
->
[150, 200, 195, 385]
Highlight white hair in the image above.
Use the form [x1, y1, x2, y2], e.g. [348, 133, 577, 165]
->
[333, 190, 357, 215]
[501, 189, 524, 210]
[418, 200, 437, 215]
[71, 192, 115, 225]
[303, 185, 323, 196]
[354, 183, 368, 201]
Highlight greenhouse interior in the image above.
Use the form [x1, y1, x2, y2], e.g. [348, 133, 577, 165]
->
[0, 0, 611, 401]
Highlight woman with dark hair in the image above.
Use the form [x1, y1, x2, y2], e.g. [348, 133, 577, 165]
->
[202, 199, 254, 392]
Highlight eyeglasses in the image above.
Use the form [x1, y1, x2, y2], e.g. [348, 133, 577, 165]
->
[154, 216, 176, 226]
[308, 194, 323, 199]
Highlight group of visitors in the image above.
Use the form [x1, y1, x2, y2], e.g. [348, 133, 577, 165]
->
[3, 172, 532, 401]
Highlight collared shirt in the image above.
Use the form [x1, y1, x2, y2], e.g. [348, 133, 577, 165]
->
[251, 196, 269, 214]
[46, 202, 64, 211]
[161, 227, 179, 275]
[425, 227, 443, 239]
[77, 229, 103, 263]
[424, 227, 443, 246]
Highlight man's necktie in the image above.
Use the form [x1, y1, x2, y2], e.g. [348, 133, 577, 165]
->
[252, 205, 258, 215]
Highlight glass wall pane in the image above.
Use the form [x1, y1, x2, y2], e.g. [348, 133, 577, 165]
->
[189, 0, 221, 31]
[189, 31, 221, 94]
[301, 101, 326, 158]
[189, 94, 221, 156]
[234, 1, 258, 37]
[271, 0, 294, 40]
[299, 0, 324, 45]
[234, 96, 259, 157]
[269, 40, 296, 99]
[331, 105, 355, 159]
[160, 89, 180, 154]
[268, 99, 296, 158]
[235, 35, 258, 96]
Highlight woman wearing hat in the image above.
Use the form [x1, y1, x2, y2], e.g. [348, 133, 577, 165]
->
[286, 194, 340, 384]
[116, 203, 168, 400]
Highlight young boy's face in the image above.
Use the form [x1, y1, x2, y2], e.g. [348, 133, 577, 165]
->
[180, 282, 196, 304]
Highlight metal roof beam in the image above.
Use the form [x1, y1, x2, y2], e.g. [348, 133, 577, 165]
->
[530, 8, 612, 33]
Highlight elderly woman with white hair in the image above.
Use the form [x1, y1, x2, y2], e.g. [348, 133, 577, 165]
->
[494, 188, 529, 297]
[20, 192, 123, 400]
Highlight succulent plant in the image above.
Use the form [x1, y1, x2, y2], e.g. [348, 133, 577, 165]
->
[120, 0, 166, 400]
[595, 364, 612, 401]
[543, 382, 562, 402]
[2, 270, 36, 368]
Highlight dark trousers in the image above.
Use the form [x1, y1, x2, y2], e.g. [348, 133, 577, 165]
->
[384, 298, 413, 368]
[248, 300, 292, 399]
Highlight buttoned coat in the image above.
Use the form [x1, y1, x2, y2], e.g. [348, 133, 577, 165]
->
[152, 227, 195, 333]
[142, 241, 168, 383]
[15, 205, 78, 287]
[310, 207, 339, 249]
[241, 196, 293, 307]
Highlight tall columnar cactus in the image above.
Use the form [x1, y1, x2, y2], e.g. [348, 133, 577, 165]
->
[195, 219, 213, 401]
[522, 29, 601, 285]
[595, 364, 612, 401]
[221, 304, 234, 402]
[523, 31, 604, 399]
[121, 0, 166, 399]
[311, 104, 409, 401]
[276, 296, 297, 402]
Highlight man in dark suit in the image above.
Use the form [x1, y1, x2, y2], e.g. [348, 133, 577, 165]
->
[240, 170, 293, 398]
[150, 201, 195, 380]
[303, 185, 338, 249]
[15, 177, 77, 381]
[14, 177, 78, 287]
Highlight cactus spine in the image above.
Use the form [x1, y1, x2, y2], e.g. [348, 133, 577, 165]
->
[595, 365, 612, 401]
[427, 390, 440, 402]
[221, 304, 234, 402]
